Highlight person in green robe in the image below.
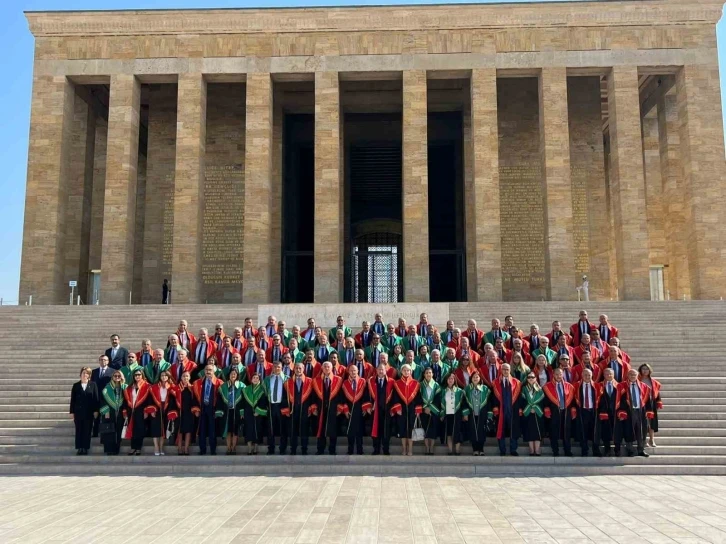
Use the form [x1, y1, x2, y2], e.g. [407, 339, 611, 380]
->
[415, 345, 431, 368]
[509, 353, 531, 384]
[241, 373, 268, 455]
[381, 324, 403, 354]
[424, 349, 452, 386]
[288, 327, 308, 353]
[196, 356, 223, 380]
[440, 373, 464, 455]
[287, 338, 304, 363]
[99, 369, 127, 455]
[144, 349, 171, 385]
[402, 350, 421, 381]
[462, 372, 492, 456]
[388, 344, 405, 376]
[217, 367, 245, 455]
[428, 330, 447, 356]
[442, 347, 459, 372]
[518, 371, 545, 456]
[420, 367, 441, 455]
[532, 337, 558, 367]
[224, 353, 247, 382]
[328, 316, 353, 343]
[120, 352, 141, 384]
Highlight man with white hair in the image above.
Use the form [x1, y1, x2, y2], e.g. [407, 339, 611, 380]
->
[191, 328, 216, 366]
[615, 369, 650, 458]
[598, 314, 619, 344]
[144, 348, 170, 384]
[172, 320, 196, 351]
[363, 359, 394, 455]
[491, 363, 520, 456]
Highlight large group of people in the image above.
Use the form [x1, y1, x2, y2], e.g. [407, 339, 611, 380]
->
[70, 311, 663, 459]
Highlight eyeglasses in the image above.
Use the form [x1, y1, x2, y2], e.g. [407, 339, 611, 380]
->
[527, 376, 536, 380]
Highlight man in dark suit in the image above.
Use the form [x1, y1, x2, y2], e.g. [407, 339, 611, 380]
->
[91, 355, 113, 437]
[104, 334, 129, 370]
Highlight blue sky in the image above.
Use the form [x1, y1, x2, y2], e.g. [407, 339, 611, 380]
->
[0, 0, 724, 303]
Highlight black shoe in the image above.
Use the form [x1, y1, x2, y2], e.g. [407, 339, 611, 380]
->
[383, 451, 390, 456]
[499, 451, 506, 457]
[356, 450, 363, 455]
[372, 450, 380, 456]
[604, 449, 612, 457]
[134, 451, 141, 456]
[290, 451, 297, 456]
[268, 451, 275, 456]
[210, 451, 216, 456]
[594, 449, 602, 458]
[553, 452, 559, 457]
[301, 450, 308, 456]
[627, 450, 635, 457]
[510, 451, 518, 457]
[77, 450, 82, 456]
[581, 451, 588, 457]
[347, 450, 354, 456]
[199, 452, 206, 456]
[565, 452, 573, 457]
[638, 450, 649, 458]
[316, 451, 325, 455]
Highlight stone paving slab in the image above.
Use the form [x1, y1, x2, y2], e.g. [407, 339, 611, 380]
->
[0, 476, 725, 543]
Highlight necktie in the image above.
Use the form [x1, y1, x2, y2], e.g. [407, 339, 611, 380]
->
[348, 350, 353, 365]
[558, 382, 565, 409]
[177, 365, 183, 382]
[565, 370, 570, 383]
[305, 362, 311, 376]
[471, 331, 477, 347]
[584, 385, 590, 409]
[204, 380, 211, 404]
[112, 348, 117, 360]
[490, 366, 496, 382]
[258, 364, 263, 377]
[275, 377, 281, 403]
[352, 380, 357, 392]
[363, 332, 368, 345]
[297, 378, 302, 392]
[319, 348, 324, 361]
[631, 384, 638, 407]
[608, 382, 613, 395]
[274, 348, 279, 361]
[325, 377, 330, 392]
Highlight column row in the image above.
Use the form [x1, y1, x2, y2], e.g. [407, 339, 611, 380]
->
[19, 66, 726, 303]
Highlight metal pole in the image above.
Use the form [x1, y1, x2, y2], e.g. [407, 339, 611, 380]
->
[77, 295, 81, 305]
[129, 291, 132, 305]
[28, 295, 32, 306]
[70, 286, 75, 305]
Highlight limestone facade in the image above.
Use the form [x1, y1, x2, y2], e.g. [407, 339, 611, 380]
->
[18, 1, 726, 304]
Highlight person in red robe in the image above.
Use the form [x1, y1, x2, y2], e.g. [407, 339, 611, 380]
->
[173, 320, 196, 352]
[211, 323, 227, 350]
[572, 351, 602, 383]
[615, 369, 650, 457]
[608, 337, 631, 365]
[391, 364, 422, 456]
[350, 349, 374, 381]
[215, 337, 239, 370]
[638, 363, 663, 448]
[256, 327, 271, 352]
[546, 320, 572, 347]
[552, 334, 574, 368]
[191, 363, 223, 455]
[241, 336, 262, 367]
[136, 339, 153, 367]
[417, 312, 433, 338]
[589, 329, 609, 361]
[599, 345, 631, 383]
[570, 310, 596, 346]
[574, 368, 602, 457]
[480, 352, 502, 389]
[190, 328, 217, 366]
[597, 314, 619, 344]
[170, 349, 197, 385]
[312, 361, 343, 455]
[265, 334, 289, 364]
[572, 334, 600, 367]
[505, 338, 532, 368]
[148, 370, 178, 456]
[300, 348, 322, 379]
[455, 337, 481, 367]
[246, 351, 272, 384]
[490, 363, 521, 456]
[365, 361, 395, 455]
[338, 365, 368, 455]
[462, 319, 485, 353]
[454, 354, 480, 389]
[355, 321, 374, 349]
[230, 327, 247, 352]
[525, 325, 542, 356]
[282, 362, 315, 455]
[242, 317, 257, 340]
[543, 368, 575, 457]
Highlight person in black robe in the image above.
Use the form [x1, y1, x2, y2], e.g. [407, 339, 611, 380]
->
[543, 368, 575, 457]
[148, 371, 178, 456]
[285, 362, 315, 455]
[91, 356, 113, 437]
[575, 368, 601, 457]
[99, 370, 126, 455]
[339, 365, 368, 455]
[392, 364, 422, 456]
[175, 371, 196, 455]
[241, 373, 268, 454]
[122, 369, 153, 455]
[365, 358, 395, 455]
[597, 368, 618, 456]
[615, 369, 650, 458]
[490, 364, 521, 456]
[312, 362, 343, 455]
[518, 372, 545, 456]
[70, 367, 99, 455]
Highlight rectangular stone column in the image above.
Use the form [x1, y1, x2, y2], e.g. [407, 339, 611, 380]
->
[676, 64, 726, 299]
[658, 90, 690, 299]
[64, 94, 96, 301]
[100, 74, 141, 305]
[243, 73, 273, 303]
[606, 66, 650, 300]
[539, 68, 576, 300]
[641, 109, 667, 268]
[469, 69, 502, 301]
[19, 76, 75, 304]
[314, 71, 342, 303]
[402, 70, 430, 302]
[172, 73, 206, 304]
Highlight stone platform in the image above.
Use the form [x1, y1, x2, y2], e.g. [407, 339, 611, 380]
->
[1, 301, 725, 476]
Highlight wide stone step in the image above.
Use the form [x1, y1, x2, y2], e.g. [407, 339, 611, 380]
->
[666, 398, 726, 405]
[0, 404, 69, 412]
[657, 427, 726, 437]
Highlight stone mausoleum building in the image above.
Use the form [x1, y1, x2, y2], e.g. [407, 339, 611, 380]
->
[19, 0, 726, 305]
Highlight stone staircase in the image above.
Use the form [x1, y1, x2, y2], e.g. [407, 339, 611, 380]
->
[0, 301, 724, 475]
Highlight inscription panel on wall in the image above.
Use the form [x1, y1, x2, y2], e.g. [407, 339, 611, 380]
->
[499, 164, 546, 296]
[202, 164, 244, 290]
[570, 165, 591, 275]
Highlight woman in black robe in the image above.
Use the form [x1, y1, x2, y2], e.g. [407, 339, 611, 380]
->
[242, 373, 269, 454]
[518, 371, 545, 456]
[175, 371, 196, 455]
[148, 371, 178, 456]
[122, 369, 152, 455]
[99, 370, 126, 455]
[70, 367, 99, 455]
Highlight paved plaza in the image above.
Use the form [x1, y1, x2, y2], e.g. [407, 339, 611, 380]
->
[0, 476, 725, 544]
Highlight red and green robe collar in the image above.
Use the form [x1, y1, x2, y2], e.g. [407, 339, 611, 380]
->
[100, 383, 127, 415]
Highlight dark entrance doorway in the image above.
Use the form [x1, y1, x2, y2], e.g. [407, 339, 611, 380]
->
[281, 114, 314, 303]
[344, 112, 403, 302]
[428, 111, 466, 302]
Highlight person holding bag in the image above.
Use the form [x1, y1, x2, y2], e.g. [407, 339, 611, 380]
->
[518, 372, 545, 456]
[242, 373, 268, 455]
[391, 364, 422, 456]
[70, 367, 99, 455]
[175, 371, 196, 456]
[218, 367, 245, 455]
[99, 370, 126, 455]
[463, 371, 491, 456]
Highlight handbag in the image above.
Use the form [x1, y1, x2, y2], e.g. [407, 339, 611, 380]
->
[411, 415, 425, 442]
[120, 418, 129, 439]
[98, 421, 116, 435]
